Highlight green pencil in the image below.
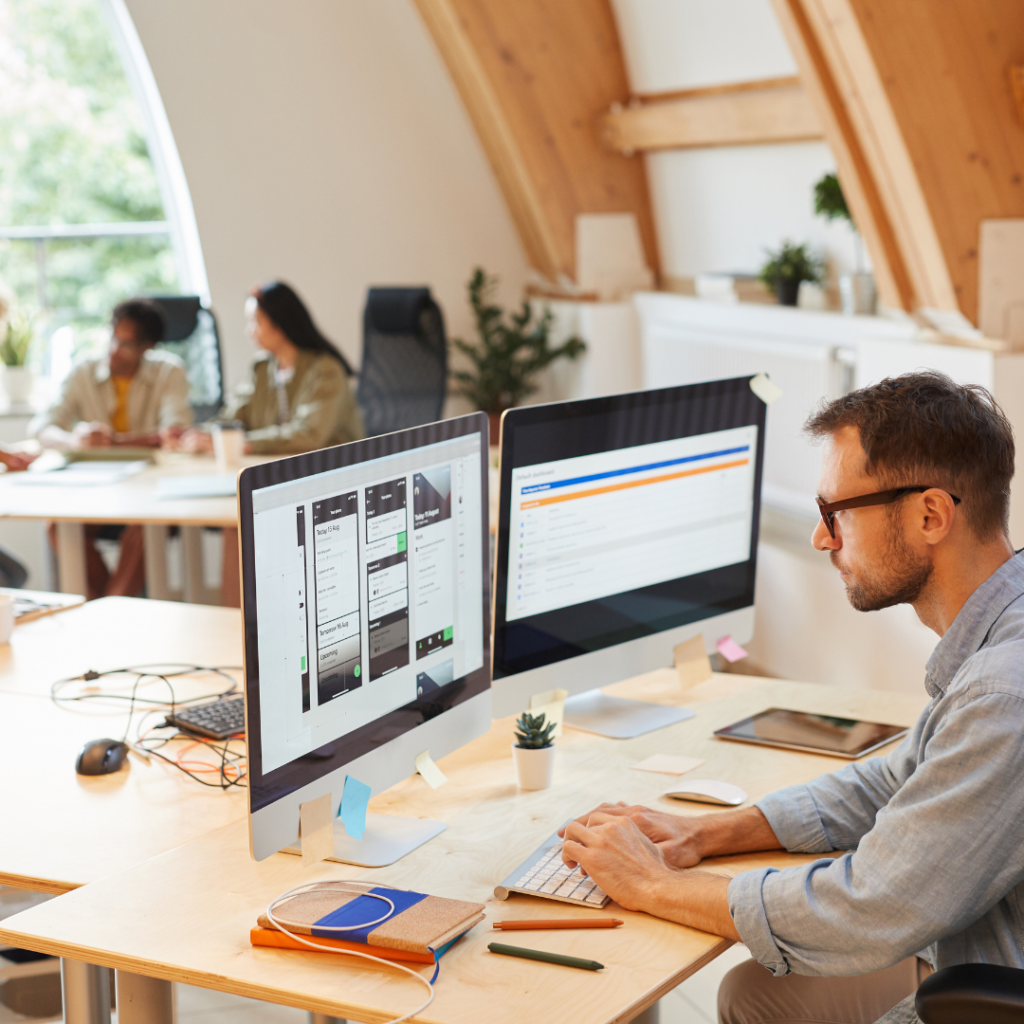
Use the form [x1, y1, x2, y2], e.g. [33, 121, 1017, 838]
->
[488, 942, 604, 971]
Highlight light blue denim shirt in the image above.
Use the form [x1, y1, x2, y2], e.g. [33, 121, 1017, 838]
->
[728, 551, 1024, 983]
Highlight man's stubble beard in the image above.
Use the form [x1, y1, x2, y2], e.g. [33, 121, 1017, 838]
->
[831, 521, 933, 612]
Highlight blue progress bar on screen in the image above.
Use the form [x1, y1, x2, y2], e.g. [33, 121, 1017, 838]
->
[520, 445, 751, 496]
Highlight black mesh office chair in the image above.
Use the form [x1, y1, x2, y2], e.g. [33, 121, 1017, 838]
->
[917, 964, 1024, 1022]
[356, 287, 447, 437]
[150, 295, 224, 422]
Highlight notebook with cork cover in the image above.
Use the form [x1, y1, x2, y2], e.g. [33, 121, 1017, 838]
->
[252, 882, 485, 964]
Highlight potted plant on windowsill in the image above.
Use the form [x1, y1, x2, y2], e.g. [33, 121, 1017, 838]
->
[451, 268, 585, 443]
[814, 172, 876, 315]
[0, 307, 35, 406]
[512, 710, 556, 790]
[759, 241, 824, 307]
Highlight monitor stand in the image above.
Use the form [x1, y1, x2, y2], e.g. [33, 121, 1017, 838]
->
[563, 690, 695, 739]
[283, 814, 446, 868]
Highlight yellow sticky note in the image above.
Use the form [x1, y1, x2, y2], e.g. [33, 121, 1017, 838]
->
[749, 373, 783, 405]
[674, 634, 713, 690]
[529, 688, 569, 738]
[299, 792, 334, 867]
[415, 750, 448, 790]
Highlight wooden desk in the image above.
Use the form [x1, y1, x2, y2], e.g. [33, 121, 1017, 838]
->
[0, 672, 928, 1024]
[0, 453, 266, 600]
[0, 598, 247, 893]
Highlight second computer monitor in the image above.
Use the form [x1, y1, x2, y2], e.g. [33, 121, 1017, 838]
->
[491, 378, 766, 720]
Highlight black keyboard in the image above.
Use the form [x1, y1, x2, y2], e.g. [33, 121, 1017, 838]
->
[166, 696, 245, 740]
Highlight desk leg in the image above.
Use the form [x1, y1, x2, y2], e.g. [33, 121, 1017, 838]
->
[55, 522, 87, 596]
[142, 525, 172, 601]
[60, 958, 110, 1024]
[115, 970, 175, 1024]
[309, 1014, 344, 1024]
[181, 526, 206, 605]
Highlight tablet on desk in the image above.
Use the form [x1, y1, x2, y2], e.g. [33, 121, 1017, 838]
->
[714, 708, 908, 759]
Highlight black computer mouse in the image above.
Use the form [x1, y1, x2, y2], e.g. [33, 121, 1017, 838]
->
[76, 738, 129, 776]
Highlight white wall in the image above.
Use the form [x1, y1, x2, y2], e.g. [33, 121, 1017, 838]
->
[611, 0, 864, 283]
[123, 0, 527, 390]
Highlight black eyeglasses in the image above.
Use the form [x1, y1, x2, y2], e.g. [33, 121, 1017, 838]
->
[816, 486, 961, 539]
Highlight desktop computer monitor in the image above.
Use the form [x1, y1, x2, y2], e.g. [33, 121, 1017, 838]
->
[239, 413, 491, 864]
[491, 378, 766, 736]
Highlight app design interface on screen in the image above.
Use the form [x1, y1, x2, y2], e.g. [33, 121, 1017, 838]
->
[252, 435, 484, 774]
[505, 425, 758, 621]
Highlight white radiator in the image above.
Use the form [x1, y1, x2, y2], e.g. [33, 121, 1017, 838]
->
[636, 294, 915, 517]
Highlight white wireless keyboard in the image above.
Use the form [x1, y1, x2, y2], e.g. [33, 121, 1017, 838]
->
[494, 828, 610, 908]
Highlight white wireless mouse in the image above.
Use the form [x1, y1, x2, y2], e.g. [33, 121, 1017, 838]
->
[662, 779, 748, 806]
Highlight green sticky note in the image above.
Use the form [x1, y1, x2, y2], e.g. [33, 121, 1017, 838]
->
[443, 626, 453, 641]
[338, 775, 371, 840]
[397, 532, 407, 553]
[354, 664, 361, 678]
[300, 656, 306, 672]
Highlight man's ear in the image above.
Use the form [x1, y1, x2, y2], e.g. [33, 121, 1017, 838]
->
[918, 489, 958, 547]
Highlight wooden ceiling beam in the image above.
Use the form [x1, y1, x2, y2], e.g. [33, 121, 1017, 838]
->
[413, 0, 659, 285]
[601, 77, 824, 154]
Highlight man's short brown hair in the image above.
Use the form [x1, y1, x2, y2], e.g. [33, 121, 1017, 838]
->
[804, 371, 1015, 540]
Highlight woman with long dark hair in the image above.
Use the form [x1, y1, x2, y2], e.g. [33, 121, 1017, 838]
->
[182, 280, 364, 454]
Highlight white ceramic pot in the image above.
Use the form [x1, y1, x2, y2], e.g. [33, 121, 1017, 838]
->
[2, 366, 33, 405]
[512, 742, 555, 790]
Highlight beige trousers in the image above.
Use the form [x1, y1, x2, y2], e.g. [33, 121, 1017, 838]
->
[718, 954, 933, 1024]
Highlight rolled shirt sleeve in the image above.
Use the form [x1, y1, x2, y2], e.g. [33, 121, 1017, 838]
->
[728, 686, 1024, 978]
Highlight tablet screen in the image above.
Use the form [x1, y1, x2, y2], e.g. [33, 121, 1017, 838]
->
[714, 707, 907, 758]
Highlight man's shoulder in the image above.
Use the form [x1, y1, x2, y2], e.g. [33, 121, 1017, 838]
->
[952, 602, 1024, 702]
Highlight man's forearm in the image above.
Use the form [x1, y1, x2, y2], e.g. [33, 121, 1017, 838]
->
[692, 806, 784, 861]
[638, 869, 739, 940]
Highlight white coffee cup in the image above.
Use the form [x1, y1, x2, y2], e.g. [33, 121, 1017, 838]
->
[212, 423, 245, 471]
[0, 594, 15, 645]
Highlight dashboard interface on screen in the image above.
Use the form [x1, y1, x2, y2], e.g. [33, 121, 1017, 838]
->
[493, 380, 766, 677]
[249, 433, 485, 775]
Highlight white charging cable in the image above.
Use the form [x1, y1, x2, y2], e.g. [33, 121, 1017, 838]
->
[265, 881, 435, 1024]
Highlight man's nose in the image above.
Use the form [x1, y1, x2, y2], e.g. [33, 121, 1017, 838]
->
[811, 518, 840, 552]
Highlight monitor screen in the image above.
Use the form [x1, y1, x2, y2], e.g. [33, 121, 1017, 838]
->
[239, 417, 490, 815]
[493, 379, 766, 679]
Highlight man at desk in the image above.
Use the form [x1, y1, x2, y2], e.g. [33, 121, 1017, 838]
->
[562, 372, 1023, 1024]
[31, 298, 192, 597]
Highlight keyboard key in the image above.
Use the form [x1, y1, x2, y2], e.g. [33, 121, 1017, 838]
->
[585, 891, 607, 904]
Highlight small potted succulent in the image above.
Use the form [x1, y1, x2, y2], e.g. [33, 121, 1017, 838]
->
[759, 240, 824, 307]
[511, 711, 556, 790]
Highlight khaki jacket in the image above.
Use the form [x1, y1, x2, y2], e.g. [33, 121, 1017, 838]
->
[220, 350, 365, 454]
[31, 350, 192, 436]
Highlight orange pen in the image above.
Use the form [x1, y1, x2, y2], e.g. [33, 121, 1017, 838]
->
[492, 918, 623, 930]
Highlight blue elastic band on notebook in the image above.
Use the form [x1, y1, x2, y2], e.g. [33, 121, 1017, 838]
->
[311, 887, 427, 943]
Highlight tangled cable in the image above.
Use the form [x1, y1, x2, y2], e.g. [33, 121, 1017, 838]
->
[265, 881, 436, 1024]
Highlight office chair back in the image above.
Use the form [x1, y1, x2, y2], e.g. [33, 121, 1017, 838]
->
[357, 287, 447, 436]
[150, 295, 224, 422]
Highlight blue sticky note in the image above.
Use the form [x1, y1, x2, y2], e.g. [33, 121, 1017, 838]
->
[339, 775, 371, 841]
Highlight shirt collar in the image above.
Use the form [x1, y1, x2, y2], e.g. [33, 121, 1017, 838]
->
[924, 551, 1024, 696]
[94, 350, 157, 385]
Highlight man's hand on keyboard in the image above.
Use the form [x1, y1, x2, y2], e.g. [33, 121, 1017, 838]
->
[559, 802, 705, 868]
[560, 813, 674, 913]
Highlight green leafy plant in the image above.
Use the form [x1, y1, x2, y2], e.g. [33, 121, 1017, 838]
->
[514, 711, 555, 750]
[759, 241, 824, 292]
[450, 268, 585, 415]
[813, 172, 852, 224]
[0, 308, 35, 367]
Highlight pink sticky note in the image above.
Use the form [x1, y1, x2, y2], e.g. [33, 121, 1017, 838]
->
[716, 636, 748, 663]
